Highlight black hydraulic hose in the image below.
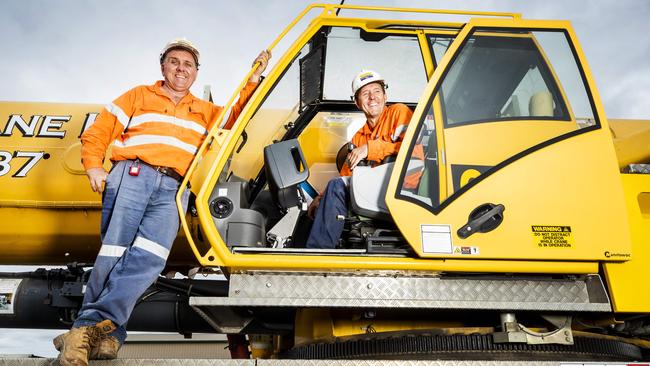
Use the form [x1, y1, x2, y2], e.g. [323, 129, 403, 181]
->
[154, 276, 229, 297]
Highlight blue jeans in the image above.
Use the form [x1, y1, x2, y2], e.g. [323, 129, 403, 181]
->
[73, 160, 189, 344]
[306, 177, 349, 249]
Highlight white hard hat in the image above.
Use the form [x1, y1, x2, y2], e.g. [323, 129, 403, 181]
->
[160, 38, 200, 66]
[351, 70, 386, 98]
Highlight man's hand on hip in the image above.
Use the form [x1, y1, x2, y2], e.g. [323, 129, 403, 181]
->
[86, 167, 108, 193]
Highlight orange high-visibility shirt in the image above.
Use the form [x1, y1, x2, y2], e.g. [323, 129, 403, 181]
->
[340, 103, 413, 177]
[81, 80, 257, 176]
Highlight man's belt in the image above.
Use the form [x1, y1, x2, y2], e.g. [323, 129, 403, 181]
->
[139, 160, 183, 183]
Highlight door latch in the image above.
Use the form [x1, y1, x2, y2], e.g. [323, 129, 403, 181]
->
[457, 203, 505, 239]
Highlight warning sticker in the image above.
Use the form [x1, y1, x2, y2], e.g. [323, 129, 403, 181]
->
[532, 225, 574, 249]
[453, 246, 480, 255]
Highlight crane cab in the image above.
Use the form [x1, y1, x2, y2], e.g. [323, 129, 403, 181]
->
[181, 5, 636, 274]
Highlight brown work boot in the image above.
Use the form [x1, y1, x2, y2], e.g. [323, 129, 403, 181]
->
[53, 326, 100, 366]
[89, 335, 120, 359]
[89, 319, 119, 359]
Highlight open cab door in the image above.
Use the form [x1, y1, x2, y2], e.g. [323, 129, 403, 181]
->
[387, 18, 631, 261]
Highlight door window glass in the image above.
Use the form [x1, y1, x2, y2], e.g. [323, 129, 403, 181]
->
[398, 29, 599, 212]
[441, 32, 572, 126]
[428, 35, 454, 66]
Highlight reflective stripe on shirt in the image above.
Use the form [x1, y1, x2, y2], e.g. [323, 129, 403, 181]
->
[114, 134, 198, 155]
[106, 103, 130, 128]
[391, 124, 408, 142]
[129, 113, 207, 135]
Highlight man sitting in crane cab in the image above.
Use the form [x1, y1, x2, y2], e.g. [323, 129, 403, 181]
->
[306, 70, 413, 249]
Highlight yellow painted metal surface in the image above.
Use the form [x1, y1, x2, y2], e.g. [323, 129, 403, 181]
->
[442, 120, 577, 170]
[391, 131, 631, 261]
[294, 308, 469, 345]
[603, 173, 650, 312]
[0, 101, 103, 264]
[0, 101, 104, 201]
[0, 101, 197, 265]
[609, 119, 650, 168]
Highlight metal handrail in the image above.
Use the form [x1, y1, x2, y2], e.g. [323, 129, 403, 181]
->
[327, 4, 521, 20]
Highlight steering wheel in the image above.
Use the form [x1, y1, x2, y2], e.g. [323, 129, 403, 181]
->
[335, 143, 349, 173]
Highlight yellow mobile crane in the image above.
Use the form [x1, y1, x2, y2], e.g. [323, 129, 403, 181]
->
[1, 4, 650, 362]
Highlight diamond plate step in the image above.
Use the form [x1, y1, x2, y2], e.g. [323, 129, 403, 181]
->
[190, 272, 610, 312]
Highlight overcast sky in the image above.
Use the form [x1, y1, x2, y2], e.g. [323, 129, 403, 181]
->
[2, 0, 650, 119]
[1, 0, 649, 358]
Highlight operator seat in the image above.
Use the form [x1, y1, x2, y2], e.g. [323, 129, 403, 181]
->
[349, 163, 394, 221]
[348, 158, 424, 220]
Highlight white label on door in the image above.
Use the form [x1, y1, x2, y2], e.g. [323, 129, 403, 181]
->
[421, 224, 452, 254]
